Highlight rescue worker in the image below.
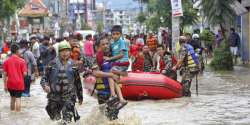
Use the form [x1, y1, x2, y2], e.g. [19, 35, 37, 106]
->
[146, 31, 158, 53]
[172, 36, 199, 97]
[191, 34, 205, 73]
[40, 41, 83, 124]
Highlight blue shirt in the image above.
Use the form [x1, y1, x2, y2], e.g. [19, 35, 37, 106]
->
[111, 37, 129, 62]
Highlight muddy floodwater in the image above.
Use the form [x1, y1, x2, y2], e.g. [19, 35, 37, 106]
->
[0, 66, 250, 125]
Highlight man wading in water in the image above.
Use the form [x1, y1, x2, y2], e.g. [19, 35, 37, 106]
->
[172, 36, 199, 96]
[40, 41, 82, 124]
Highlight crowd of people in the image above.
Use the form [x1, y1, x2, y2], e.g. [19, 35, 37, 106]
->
[2, 25, 241, 124]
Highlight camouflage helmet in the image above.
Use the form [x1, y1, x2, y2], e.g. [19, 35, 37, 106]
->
[58, 41, 71, 51]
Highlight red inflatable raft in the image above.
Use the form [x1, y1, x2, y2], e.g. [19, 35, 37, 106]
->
[121, 72, 183, 100]
[84, 72, 183, 100]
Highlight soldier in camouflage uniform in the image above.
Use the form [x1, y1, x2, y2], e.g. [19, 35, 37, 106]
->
[40, 41, 83, 124]
[172, 36, 199, 97]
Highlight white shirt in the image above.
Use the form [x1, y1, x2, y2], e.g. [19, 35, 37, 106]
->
[53, 42, 60, 57]
[32, 42, 40, 58]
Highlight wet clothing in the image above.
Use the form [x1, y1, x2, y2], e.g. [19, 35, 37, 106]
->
[178, 44, 199, 96]
[8, 89, 23, 98]
[40, 58, 83, 122]
[3, 55, 27, 90]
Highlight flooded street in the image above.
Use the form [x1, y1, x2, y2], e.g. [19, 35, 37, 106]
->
[1, 66, 250, 125]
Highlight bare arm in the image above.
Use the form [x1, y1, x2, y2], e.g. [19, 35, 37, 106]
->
[108, 51, 124, 61]
[3, 72, 8, 92]
[92, 70, 114, 78]
[172, 60, 183, 71]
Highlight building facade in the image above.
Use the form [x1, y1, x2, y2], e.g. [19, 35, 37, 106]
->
[18, 0, 49, 39]
[240, 0, 250, 64]
[103, 9, 135, 34]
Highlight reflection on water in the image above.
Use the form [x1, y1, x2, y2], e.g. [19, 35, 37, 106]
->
[0, 66, 250, 125]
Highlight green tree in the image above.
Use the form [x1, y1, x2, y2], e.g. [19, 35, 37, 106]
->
[144, 0, 198, 32]
[145, 0, 171, 32]
[200, 29, 214, 45]
[0, 0, 26, 19]
[97, 21, 104, 33]
[200, 0, 236, 70]
[200, 0, 236, 36]
[0, 0, 26, 47]
[137, 12, 146, 24]
[180, 0, 199, 33]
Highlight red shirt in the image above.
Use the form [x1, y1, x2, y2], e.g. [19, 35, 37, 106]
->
[2, 43, 10, 54]
[3, 55, 27, 90]
[129, 44, 139, 57]
[132, 53, 144, 72]
[96, 50, 104, 68]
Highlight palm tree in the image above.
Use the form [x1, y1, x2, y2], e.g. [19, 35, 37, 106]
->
[200, 0, 236, 70]
[200, 0, 236, 36]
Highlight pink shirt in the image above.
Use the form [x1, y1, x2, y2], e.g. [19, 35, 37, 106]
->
[84, 40, 94, 57]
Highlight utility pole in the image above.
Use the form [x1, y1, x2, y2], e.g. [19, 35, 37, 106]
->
[66, 0, 68, 16]
[93, 0, 96, 10]
[103, 0, 108, 31]
[76, 0, 81, 30]
[171, 0, 183, 53]
[84, 0, 88, 24]
[140, 0, 143, 13]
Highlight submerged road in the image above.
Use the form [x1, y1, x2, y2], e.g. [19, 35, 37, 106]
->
[0, 66, 250, 125]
